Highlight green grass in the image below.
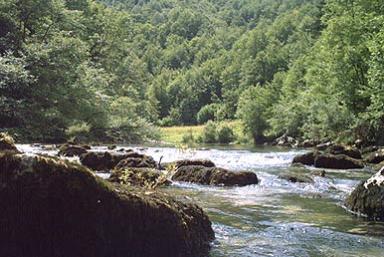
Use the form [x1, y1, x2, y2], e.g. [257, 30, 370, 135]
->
[159, 120, 250, 145]
[160, 125, 205, 145]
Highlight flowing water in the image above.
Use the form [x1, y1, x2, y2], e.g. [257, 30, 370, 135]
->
[17, 144, 384, 257]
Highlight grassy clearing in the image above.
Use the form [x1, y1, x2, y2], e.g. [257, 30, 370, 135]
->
[160, 125, 205, 145]
[160, 120, 250, 145]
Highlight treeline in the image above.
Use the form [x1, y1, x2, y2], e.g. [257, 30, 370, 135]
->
[1, 0, 384, 145]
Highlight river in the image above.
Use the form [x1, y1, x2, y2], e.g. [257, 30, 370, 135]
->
[17, 144, 384, 257]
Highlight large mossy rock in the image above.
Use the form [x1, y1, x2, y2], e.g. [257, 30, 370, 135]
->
[364, 150, 384, 164]
[58, 143, 88, 157]
[0, 153, 214, 257]
[326, 145, 362, 159]
[115, 153, 157, 170]
[0, 132, 19, 152]
[345, 168, 384, 220]
[80, 151, 132, 171]
[162, 159, 216, 170]
[109, 168, 171, 188]
[314, 154, 364, 169]
[172, 165, 258, 187]
[292, 151, 317, 166]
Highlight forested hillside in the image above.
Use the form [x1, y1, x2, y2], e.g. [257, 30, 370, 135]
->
[1, 0, 383, 145]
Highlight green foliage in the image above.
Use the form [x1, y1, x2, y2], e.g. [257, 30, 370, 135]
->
[2, 0, 384, 145]
[217, 124, 235, 144]
[237, 85, 276, 143]
[200, 121, 217, 144]
[197, 104, 218, 124]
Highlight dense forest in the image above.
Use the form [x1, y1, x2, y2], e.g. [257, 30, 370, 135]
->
[1, 0, 384, 145]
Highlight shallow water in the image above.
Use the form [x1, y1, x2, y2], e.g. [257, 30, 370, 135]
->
[17, 144, 384, 256]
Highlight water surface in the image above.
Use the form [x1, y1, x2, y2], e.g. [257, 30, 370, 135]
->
[18, 144, 384, 256]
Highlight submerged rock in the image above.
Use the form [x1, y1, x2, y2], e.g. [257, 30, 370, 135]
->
[0, 152, 214, 257]
[172, 165, 258, 187]
[0, 132, 19, 152]
[314, 154, 363, 169]
[345, 168, 384, 220]
[109, 168, 170, 188]
[278, 165, 315, 183]
[278, 173, 314, 183]
[58, 143, 88, 157]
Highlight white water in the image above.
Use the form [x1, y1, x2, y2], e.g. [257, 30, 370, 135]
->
[16, 144, 384, 256]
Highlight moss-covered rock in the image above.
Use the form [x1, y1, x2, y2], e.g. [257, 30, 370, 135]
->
[162, 159, 216, 171]
[172, 165, 258, 187]
[0, 132, 19, 152]
[0, 152, 214, 257]
[114, 152, 157, 170]
[364, 150, 384, 164]
[345, 168, 384, 220]
[314, 154, 364, 169]
[292, 151, 318, 166]
[278, 173, 314, 183]
[79, 151, 128, 171]
[326, 145, 362, 159]
[278, 165, 315, 183]
[109, 168, 171, 188]
[58, 143, 88, 157]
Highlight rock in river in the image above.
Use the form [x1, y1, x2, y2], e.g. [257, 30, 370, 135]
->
[172, 165, 258, 187]
[292, 151, 318, 166]
[0, 152, 214, 257]
[109, 168, 171, 188]
[314, 154, 364, 169]
[0, 132, 19, 152]
[80, 151, 156, 171]
[58, 143, 88, 157]
[345, 168, 384, 220]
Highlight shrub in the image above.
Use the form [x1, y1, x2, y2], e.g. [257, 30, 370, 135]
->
[196, 104, 217, 124]
[217, 125, 234, 144]
[201, 121, 217, 143]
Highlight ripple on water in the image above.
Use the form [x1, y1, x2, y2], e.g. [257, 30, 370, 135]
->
[16, 144, 384, 257]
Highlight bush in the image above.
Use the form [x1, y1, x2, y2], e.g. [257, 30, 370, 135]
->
[196, 104, 217, 124]
[217, 125, 234, 144]
[201, 121, 217, 143]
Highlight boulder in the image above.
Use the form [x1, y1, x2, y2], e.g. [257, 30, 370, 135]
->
[316, 142, 333, 151]
[0, 132, 19, 152]
[0, 152, 214, 257]
[361, 146, 379, 155]
[161, 159, 216, 171]
[364, 150, 384, 164]
[345, 168, 384, 220]
[174, 159, 216, 169]
[292, 151, 318, 166]
[274, 134, 298, 147]
[58, 144, 88, 157]
[314, 154, 364, 169]
[115, 154, 157, 170]
[80, 151, 155, 171]
[327, 145, 362, 159]
[109, 168, 171, 188]
[172, 165, 258, 187]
